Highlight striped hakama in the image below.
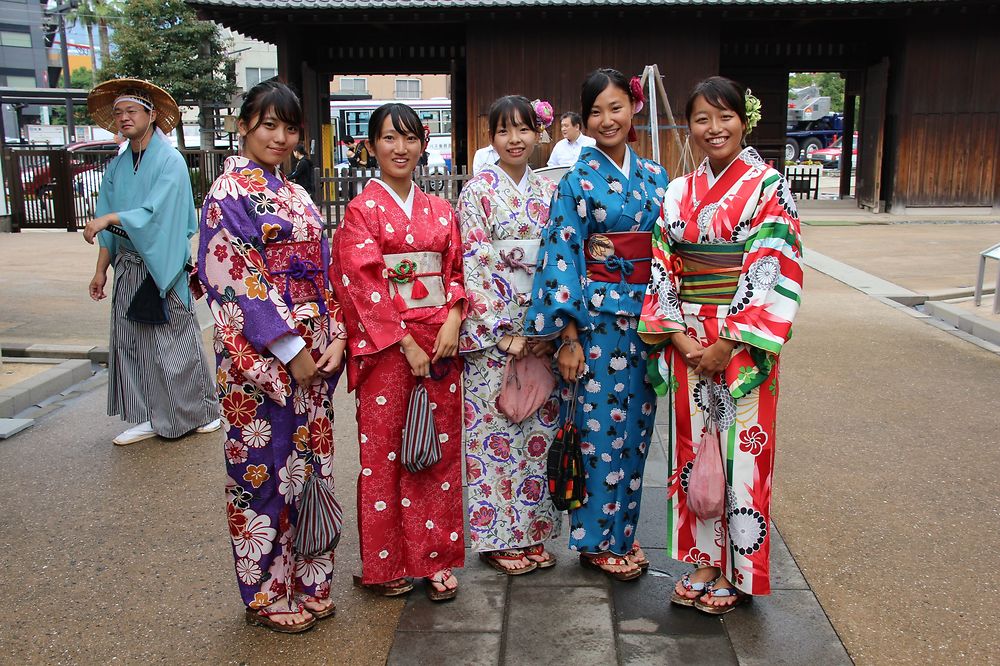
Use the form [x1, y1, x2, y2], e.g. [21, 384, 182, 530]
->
[107, 249, 218, 438]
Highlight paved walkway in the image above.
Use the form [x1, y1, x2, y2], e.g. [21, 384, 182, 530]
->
[387, 424, 847, 666]
[3, 219, 1000, 664]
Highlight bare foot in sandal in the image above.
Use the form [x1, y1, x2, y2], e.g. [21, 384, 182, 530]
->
[427, 568, 459, 601]
[481, 549, 536, 574]
[695, 574, 745, 614]
[296, 594, 336, 619]
[672, 566, 719, 606]
[580, 552, 642, 580]
[245, 598, 315, 633]
[523, 544, 556, 568]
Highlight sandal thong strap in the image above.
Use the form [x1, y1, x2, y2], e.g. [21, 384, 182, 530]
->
[255, 602, 305, 617]
[679, 572, 709, 592]
[523, 544, 551, 557]
[488, 550, 529, 562]
[428, 568, 453, 583]
[705, 580, 741, 598]
[588, 553, 630, 567]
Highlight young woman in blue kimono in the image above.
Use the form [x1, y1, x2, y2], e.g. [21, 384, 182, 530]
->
[526, 69, 669, 580]
[198, 81, 345, 633]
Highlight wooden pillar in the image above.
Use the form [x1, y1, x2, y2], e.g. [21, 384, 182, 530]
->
[840, 93, 857, 199]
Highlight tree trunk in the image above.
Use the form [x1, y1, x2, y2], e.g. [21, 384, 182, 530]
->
[87, 24, 98, 73]
[176, 125, 187, 150]
[98, 20, 111, 67]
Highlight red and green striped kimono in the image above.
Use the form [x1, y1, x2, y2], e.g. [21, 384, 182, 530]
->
[638, 147, 803, 596]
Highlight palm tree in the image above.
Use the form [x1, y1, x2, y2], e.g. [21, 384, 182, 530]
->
[67, 0, 99, 73]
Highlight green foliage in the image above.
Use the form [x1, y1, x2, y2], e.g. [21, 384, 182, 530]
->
[788, 72, 845, 112]
[50, 67, 97, 126]
[100, 0, 235, 107]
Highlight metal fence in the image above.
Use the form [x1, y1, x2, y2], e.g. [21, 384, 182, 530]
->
[314, 165, 474, 233]
[2, 146, 234, 231]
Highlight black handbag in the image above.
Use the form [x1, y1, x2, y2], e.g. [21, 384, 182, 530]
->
[546, 382, 587, 511]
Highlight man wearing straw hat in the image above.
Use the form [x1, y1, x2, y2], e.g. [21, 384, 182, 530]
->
[82, 78, 220, 446]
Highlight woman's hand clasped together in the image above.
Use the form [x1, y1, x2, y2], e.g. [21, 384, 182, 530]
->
[669, 331, 735, 376]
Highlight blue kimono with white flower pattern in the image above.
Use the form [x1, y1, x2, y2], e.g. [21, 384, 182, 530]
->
[526, 146, 668, 555]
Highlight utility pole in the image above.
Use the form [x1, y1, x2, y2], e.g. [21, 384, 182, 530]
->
[48, 0, 80, 141]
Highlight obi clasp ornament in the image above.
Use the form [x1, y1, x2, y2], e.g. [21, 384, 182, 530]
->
[383, 251, 446, 310]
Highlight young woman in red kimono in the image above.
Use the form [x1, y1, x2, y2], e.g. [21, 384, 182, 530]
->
[330, 103, 466, 601]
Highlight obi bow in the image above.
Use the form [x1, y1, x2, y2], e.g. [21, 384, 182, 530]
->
[499, 247, 534, 273]
[604, 254, 635, 286]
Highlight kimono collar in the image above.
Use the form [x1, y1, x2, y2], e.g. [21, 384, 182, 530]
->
[698, 146, 767, 186]
[371, 178, 415, 218]
[489, 165, 532, 194]
[223, 154, 284, 183]
[590, 145, 633, 180]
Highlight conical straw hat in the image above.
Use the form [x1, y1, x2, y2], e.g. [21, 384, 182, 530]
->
[87, 78, 180, 133]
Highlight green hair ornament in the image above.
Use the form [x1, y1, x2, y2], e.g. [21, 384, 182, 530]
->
[745, 88, 762, 134]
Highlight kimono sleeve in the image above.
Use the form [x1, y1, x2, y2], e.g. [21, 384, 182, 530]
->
[638, 180, 687, 345]
[329, 201, 407, 356]
[436, 197, 468, 316]
[94, 160, 119, 257]
[457, 183, 513, 352]
[197, 177, 300, 354]
[116, 152, 197, 297]
[524, 176, 589, 338]
[720, 172, 803, 397]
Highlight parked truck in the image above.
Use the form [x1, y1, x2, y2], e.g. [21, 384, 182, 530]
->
[785, 85, 844, 163]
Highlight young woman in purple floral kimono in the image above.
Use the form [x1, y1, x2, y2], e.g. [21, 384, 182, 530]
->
[198, 81, 345, 633]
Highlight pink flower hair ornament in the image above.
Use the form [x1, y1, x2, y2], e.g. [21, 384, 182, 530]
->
[531, 98, 555, 144]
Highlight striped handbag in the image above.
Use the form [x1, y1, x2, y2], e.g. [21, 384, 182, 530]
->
[401, 380, 442, 473]
[294, 473, 344, 558]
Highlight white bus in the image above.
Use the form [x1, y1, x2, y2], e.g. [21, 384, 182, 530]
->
[330, 97, 453, 169]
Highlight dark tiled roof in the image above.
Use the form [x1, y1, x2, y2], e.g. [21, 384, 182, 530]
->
[189, 0, 947, 7]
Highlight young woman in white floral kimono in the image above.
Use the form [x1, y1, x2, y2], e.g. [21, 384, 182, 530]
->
[458, 96, 562, 575]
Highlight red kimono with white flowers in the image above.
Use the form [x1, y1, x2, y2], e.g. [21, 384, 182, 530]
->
[330, 180, 467, 584]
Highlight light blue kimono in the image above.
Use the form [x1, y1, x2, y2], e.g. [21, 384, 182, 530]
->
[526, 146, 668, 555]
[95, 130, 217, 437]
[96, 131, 197, 305]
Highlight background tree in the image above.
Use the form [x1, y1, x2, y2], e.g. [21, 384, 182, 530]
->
[67, 0, 122, 72]
[51, 67, 96, 127]
[100, 0, 235, 148]
[789, 72, 845, 112]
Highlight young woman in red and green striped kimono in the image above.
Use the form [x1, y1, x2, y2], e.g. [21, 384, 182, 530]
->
[638, 77, 803, 614]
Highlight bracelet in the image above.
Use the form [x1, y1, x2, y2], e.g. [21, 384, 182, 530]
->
[556, 338, 580, 355]
[500, 337, 513, 352]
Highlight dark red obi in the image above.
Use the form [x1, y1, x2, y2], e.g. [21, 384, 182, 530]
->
[264, 239, 326, 308]
[584, 231, 653, 285]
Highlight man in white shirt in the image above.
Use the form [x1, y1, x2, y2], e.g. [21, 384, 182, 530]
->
[472, 145, 499, 174]
[546, 112, 596, 167]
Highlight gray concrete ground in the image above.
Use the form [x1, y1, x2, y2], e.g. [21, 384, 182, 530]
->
[2, 217, 1000, 664]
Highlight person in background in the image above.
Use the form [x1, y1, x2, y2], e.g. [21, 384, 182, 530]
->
[546, 112, 596, 167]
[82, 78, 220, 446]
[472, 144, 500, 174]
[289, 143, 315, 196]
[346, 135, 376, 169]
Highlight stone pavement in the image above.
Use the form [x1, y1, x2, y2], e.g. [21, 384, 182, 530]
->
[387, 424, 848, 666]
[3, 219, 1000, 664]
